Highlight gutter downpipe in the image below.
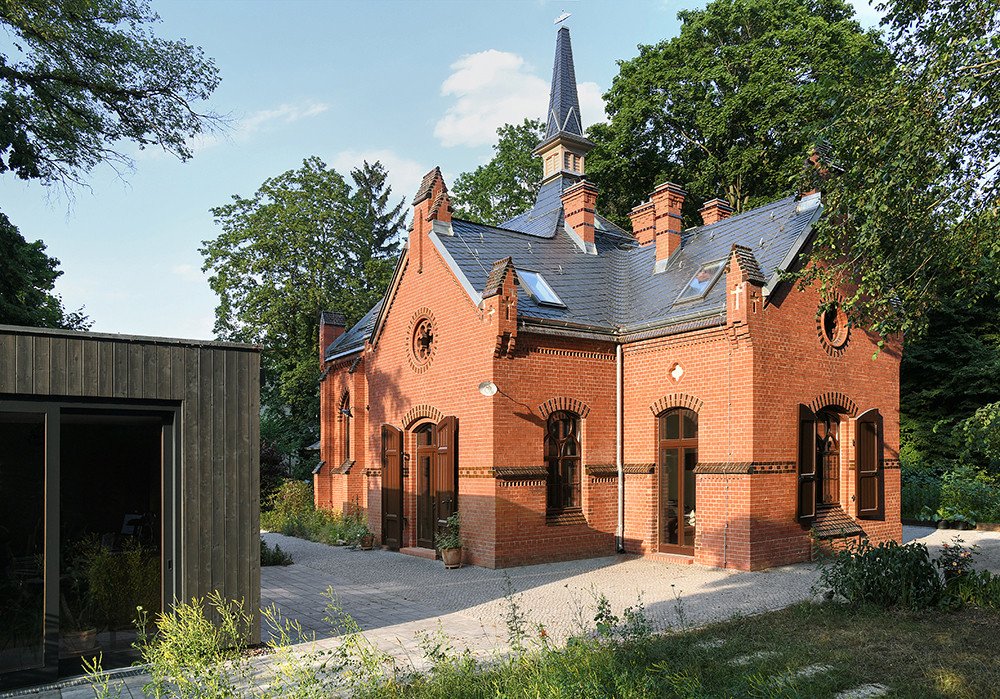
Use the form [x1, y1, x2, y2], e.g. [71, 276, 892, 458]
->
[616, 343, 625, 553]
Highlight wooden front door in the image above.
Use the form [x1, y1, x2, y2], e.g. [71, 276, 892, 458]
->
[413, 416, 458, 549]
[658, 408, 698, 554]
[434, 416, 458, 539]
[415, 423, 436, 549]
[381, 425, 403, 550]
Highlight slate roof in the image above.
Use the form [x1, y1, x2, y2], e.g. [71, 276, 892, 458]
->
[433, 191, 822, 336]
[324, 299, 382, 360]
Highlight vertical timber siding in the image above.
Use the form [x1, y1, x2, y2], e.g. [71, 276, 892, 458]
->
[0, 325, 261, 641]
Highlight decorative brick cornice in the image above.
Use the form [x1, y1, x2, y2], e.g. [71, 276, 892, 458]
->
[331, 459, 355, 475]
[493, 465, 547, 481]
[539, 397, 591, 419]
[808, 392, 858, 417]
[402, 404, 445, 428]
[694, 461, 796, 474]
[648, 393, 703, 416]
[585, 463, 618, 477]
[624, 463, 656, 474]
[546, 510, 587, 526]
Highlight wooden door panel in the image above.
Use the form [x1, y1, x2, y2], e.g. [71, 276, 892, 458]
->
[434, 416, 458, 535]
[381, 424, 403, 550]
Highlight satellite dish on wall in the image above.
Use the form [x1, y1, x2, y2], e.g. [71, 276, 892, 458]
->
[478, 381, 499, 397]
[554, 11, 571, 24]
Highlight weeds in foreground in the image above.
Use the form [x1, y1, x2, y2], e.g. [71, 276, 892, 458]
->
[85, 545, 1000, 698]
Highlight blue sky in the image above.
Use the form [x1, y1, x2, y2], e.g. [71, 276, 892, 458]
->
[0, 0, 883, 340]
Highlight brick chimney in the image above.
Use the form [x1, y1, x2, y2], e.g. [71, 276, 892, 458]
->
[410, 167, 452, 271]
[651, 182, 685, 272]
[699, 198, 734, 226]
[629, 200, 655, 245]
[319, 311, 346, 364]
[561, 179, 599, 255]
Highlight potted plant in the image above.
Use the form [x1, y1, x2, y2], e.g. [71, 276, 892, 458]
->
[359, 528, 376, 550]
[435, 511, 463, 569]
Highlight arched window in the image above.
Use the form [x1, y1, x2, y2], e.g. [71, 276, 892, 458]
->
[545, 411, 580, 513]
[816, 411, 840, 505]
[340, 394, 351, 463]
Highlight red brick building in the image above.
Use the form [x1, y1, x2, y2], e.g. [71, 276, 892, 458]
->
[314, 27, 901, 570]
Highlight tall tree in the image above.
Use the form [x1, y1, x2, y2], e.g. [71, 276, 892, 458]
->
[0, 0, 221, 188]
[451, 119, 544, 224]
[586, 0, 889, 228]
[201, 157, 404, 463]
[899, 289, 1000, 465]
[0, 211, 89, 328]
[803, 0, 1000, 338]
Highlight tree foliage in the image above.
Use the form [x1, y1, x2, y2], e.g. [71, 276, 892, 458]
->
[803, 0, 1000, 338]
[900, 288, 1000, 464]
[586, 0, 888, 228]
[201, 157, 404, 458]
[0, 0, 221, 187]
[451, 119, 544, 224]
[0, 210, 89, 328]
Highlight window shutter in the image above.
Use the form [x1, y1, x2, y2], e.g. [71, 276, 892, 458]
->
[381, 424, 403, 550]
[855, 409, 883, 518]
[435, 416, 458, 532]
[797, 404, 817, 522]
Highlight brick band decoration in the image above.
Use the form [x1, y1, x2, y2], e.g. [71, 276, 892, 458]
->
[585, 463, 618, 477]
[538, 397, 592, 419]
[693, 461, 796, 474]
[807, 392, 858, 416]
[624, 463, 656, 474]
[493, 465, 547, 481]
[884, 460, 901, 470]
[332, 459, 355, 475]
[648, 393, 703, 416]
[401, 404, 445, 428]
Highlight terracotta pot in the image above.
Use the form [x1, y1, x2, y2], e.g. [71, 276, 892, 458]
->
[440, 547, 462, 569]
[360, 534, 376, 550]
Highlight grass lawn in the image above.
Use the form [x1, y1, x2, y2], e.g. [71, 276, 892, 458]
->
[379, 602, 1000, 698]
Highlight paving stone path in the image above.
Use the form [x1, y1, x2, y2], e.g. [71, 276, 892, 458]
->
[18, 526, 1000, 698]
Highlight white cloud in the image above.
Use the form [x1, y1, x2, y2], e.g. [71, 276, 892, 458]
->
[174, 100, 332, 155]
[434, 49, 606, 149]
[331, 149, 427, 204]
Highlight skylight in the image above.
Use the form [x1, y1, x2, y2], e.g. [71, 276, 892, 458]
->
[517, 269, 565, 307]
[675, 260, 726, 303]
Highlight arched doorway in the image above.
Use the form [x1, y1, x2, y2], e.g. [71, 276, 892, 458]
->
[658, 407, 698, 555]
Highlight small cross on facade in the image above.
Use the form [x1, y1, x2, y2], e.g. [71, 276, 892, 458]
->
[731, 282, 745, 311]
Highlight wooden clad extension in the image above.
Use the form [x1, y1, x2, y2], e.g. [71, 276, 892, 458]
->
[0, 324, 261, 642]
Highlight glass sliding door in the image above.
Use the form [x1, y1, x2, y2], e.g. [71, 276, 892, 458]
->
[0, 412, 46, 676]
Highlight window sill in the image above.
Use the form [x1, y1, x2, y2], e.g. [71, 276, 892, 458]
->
[546, 510, 586, 526]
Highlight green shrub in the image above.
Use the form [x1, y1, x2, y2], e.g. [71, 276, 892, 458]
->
[939, 464, 1000, 523]
[261, 479, 374, 545]
[815, 538, 943, 609]
[260, 536, 293, 566]
[945, 569, 1000, 609]
[901, 461, 942, 519]
[952, 401, 1000, 477]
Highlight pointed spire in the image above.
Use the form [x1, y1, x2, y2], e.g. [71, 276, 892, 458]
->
[534, 26, 594, 155]
[546, 26, 583, 140]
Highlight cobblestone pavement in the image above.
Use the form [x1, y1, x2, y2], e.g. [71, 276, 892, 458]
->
[20, 525, 1000, 697]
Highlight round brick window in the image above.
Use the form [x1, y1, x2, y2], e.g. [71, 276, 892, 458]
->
[408, 309, 437, 372]
[818, 303, 849, 355]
